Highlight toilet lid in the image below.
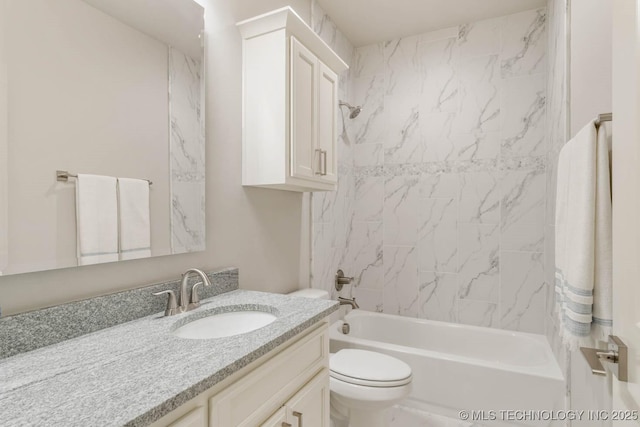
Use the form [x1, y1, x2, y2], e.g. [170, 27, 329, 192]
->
[330, 349, 412, 387]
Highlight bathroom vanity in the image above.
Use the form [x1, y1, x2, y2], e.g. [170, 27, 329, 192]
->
[0, 272, 337, 427]
[159, 322, 329, 427]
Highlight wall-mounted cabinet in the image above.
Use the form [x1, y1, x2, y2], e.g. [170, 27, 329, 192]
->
[237, 7, 348, 192]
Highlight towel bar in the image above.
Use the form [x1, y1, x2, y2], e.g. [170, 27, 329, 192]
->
[595, 112, 612, 128]
[580, 335, 627, 381]
[56, 170, 152, 185]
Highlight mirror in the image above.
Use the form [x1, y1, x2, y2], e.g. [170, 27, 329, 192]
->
[0, 0, 205, 275]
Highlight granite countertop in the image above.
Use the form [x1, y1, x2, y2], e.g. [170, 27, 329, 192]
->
[0, 290, 338, 427]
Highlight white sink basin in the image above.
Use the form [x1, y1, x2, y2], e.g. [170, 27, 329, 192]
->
[173, 311, 277, 340]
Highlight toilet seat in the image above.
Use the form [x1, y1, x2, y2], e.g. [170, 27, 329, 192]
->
[330, 349, 412, 388]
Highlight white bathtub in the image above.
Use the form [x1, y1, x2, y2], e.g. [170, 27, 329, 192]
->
[330, 310, 565, 426]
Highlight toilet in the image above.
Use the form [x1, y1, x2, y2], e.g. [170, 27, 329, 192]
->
[288, 289, 413, 427]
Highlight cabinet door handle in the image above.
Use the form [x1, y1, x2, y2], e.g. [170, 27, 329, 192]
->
[321, 150, 327, 176]
[315, 149, 323, 175]
[293, 411, 303, 427]
[282, 423, 292, 427]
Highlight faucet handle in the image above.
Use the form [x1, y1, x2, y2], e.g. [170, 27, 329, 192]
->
[335, 269, 354, 291]
[153, 290, 179, 316]
[188, 282, 204, 310]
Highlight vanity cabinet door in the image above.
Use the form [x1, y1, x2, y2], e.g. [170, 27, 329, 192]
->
[208, 324, 328, 427]
[260, 407, 288, 427]
[167, 407, 207, 427]
[286, 370, 330, 427]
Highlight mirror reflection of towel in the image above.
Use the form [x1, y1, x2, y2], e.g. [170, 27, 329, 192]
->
[118, 178, 151, 260]
[75, 174, 118, 266]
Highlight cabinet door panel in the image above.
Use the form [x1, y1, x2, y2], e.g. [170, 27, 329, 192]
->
[167, 406, 207, 427]
[208, 324, 328, 427]
[290, 37, 317, 181]
[287, 370, 330, 427]
[261, 407, 288, 427]
[316, 62, 338, 183]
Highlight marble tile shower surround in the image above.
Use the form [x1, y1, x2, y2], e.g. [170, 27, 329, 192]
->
[311, 8, 550, 334]
[545, 0, 569, 361]
[310, 0, 357, 302]
[0, 268, 238, 359]
[169, 47, 206, 254]
[544, 0, 572, 420]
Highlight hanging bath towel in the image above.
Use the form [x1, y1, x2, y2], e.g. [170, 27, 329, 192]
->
[75, 174, 119, 266]
[555, 120, 612, 349]
[117, 178, 151, 260]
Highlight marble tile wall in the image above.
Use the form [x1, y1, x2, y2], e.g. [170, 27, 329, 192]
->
[310, 1, 356, 300]
[312, 8, 550, 334]
[545, 5, 571, 416]
[545, 0, 569, 357]
[169, 47, 206, 253]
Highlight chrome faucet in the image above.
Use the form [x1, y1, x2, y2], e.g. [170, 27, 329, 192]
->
[338, 296, 359, 309]
[179, 268, 212, 311]
[153, 268, 212, 316]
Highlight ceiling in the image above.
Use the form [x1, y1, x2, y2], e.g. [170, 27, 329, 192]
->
[316, 0, 547, 46]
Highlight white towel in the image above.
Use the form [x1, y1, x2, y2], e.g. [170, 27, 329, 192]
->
[76, 174, 119, 266]
[555, 121, 612, 349]
[117, 178, 151, 260]
[592, 123, 613, 341]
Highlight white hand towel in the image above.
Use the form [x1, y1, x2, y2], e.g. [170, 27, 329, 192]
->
[76, 174, 119, 266]
[117, 178, 151, 260]
[555, 120, 612, 349]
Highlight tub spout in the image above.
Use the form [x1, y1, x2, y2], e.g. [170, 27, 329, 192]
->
[338, 297, 359, 309]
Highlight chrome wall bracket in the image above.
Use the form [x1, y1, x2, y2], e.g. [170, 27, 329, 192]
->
[580, 335, 628, 382]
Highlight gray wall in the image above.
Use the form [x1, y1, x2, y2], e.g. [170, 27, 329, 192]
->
[569, 0, 612, 138]
[0, 1, 8, 282]
[567, 0, 613, 423]
[0, 0, 314, 316]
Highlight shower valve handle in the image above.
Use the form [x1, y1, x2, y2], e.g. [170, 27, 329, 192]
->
[335, 269, 354, 291]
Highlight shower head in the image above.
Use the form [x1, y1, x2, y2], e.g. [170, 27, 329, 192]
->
[339, 101, 362, 119]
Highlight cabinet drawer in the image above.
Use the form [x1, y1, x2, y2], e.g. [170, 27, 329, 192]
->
[209, 323, 328, 426]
